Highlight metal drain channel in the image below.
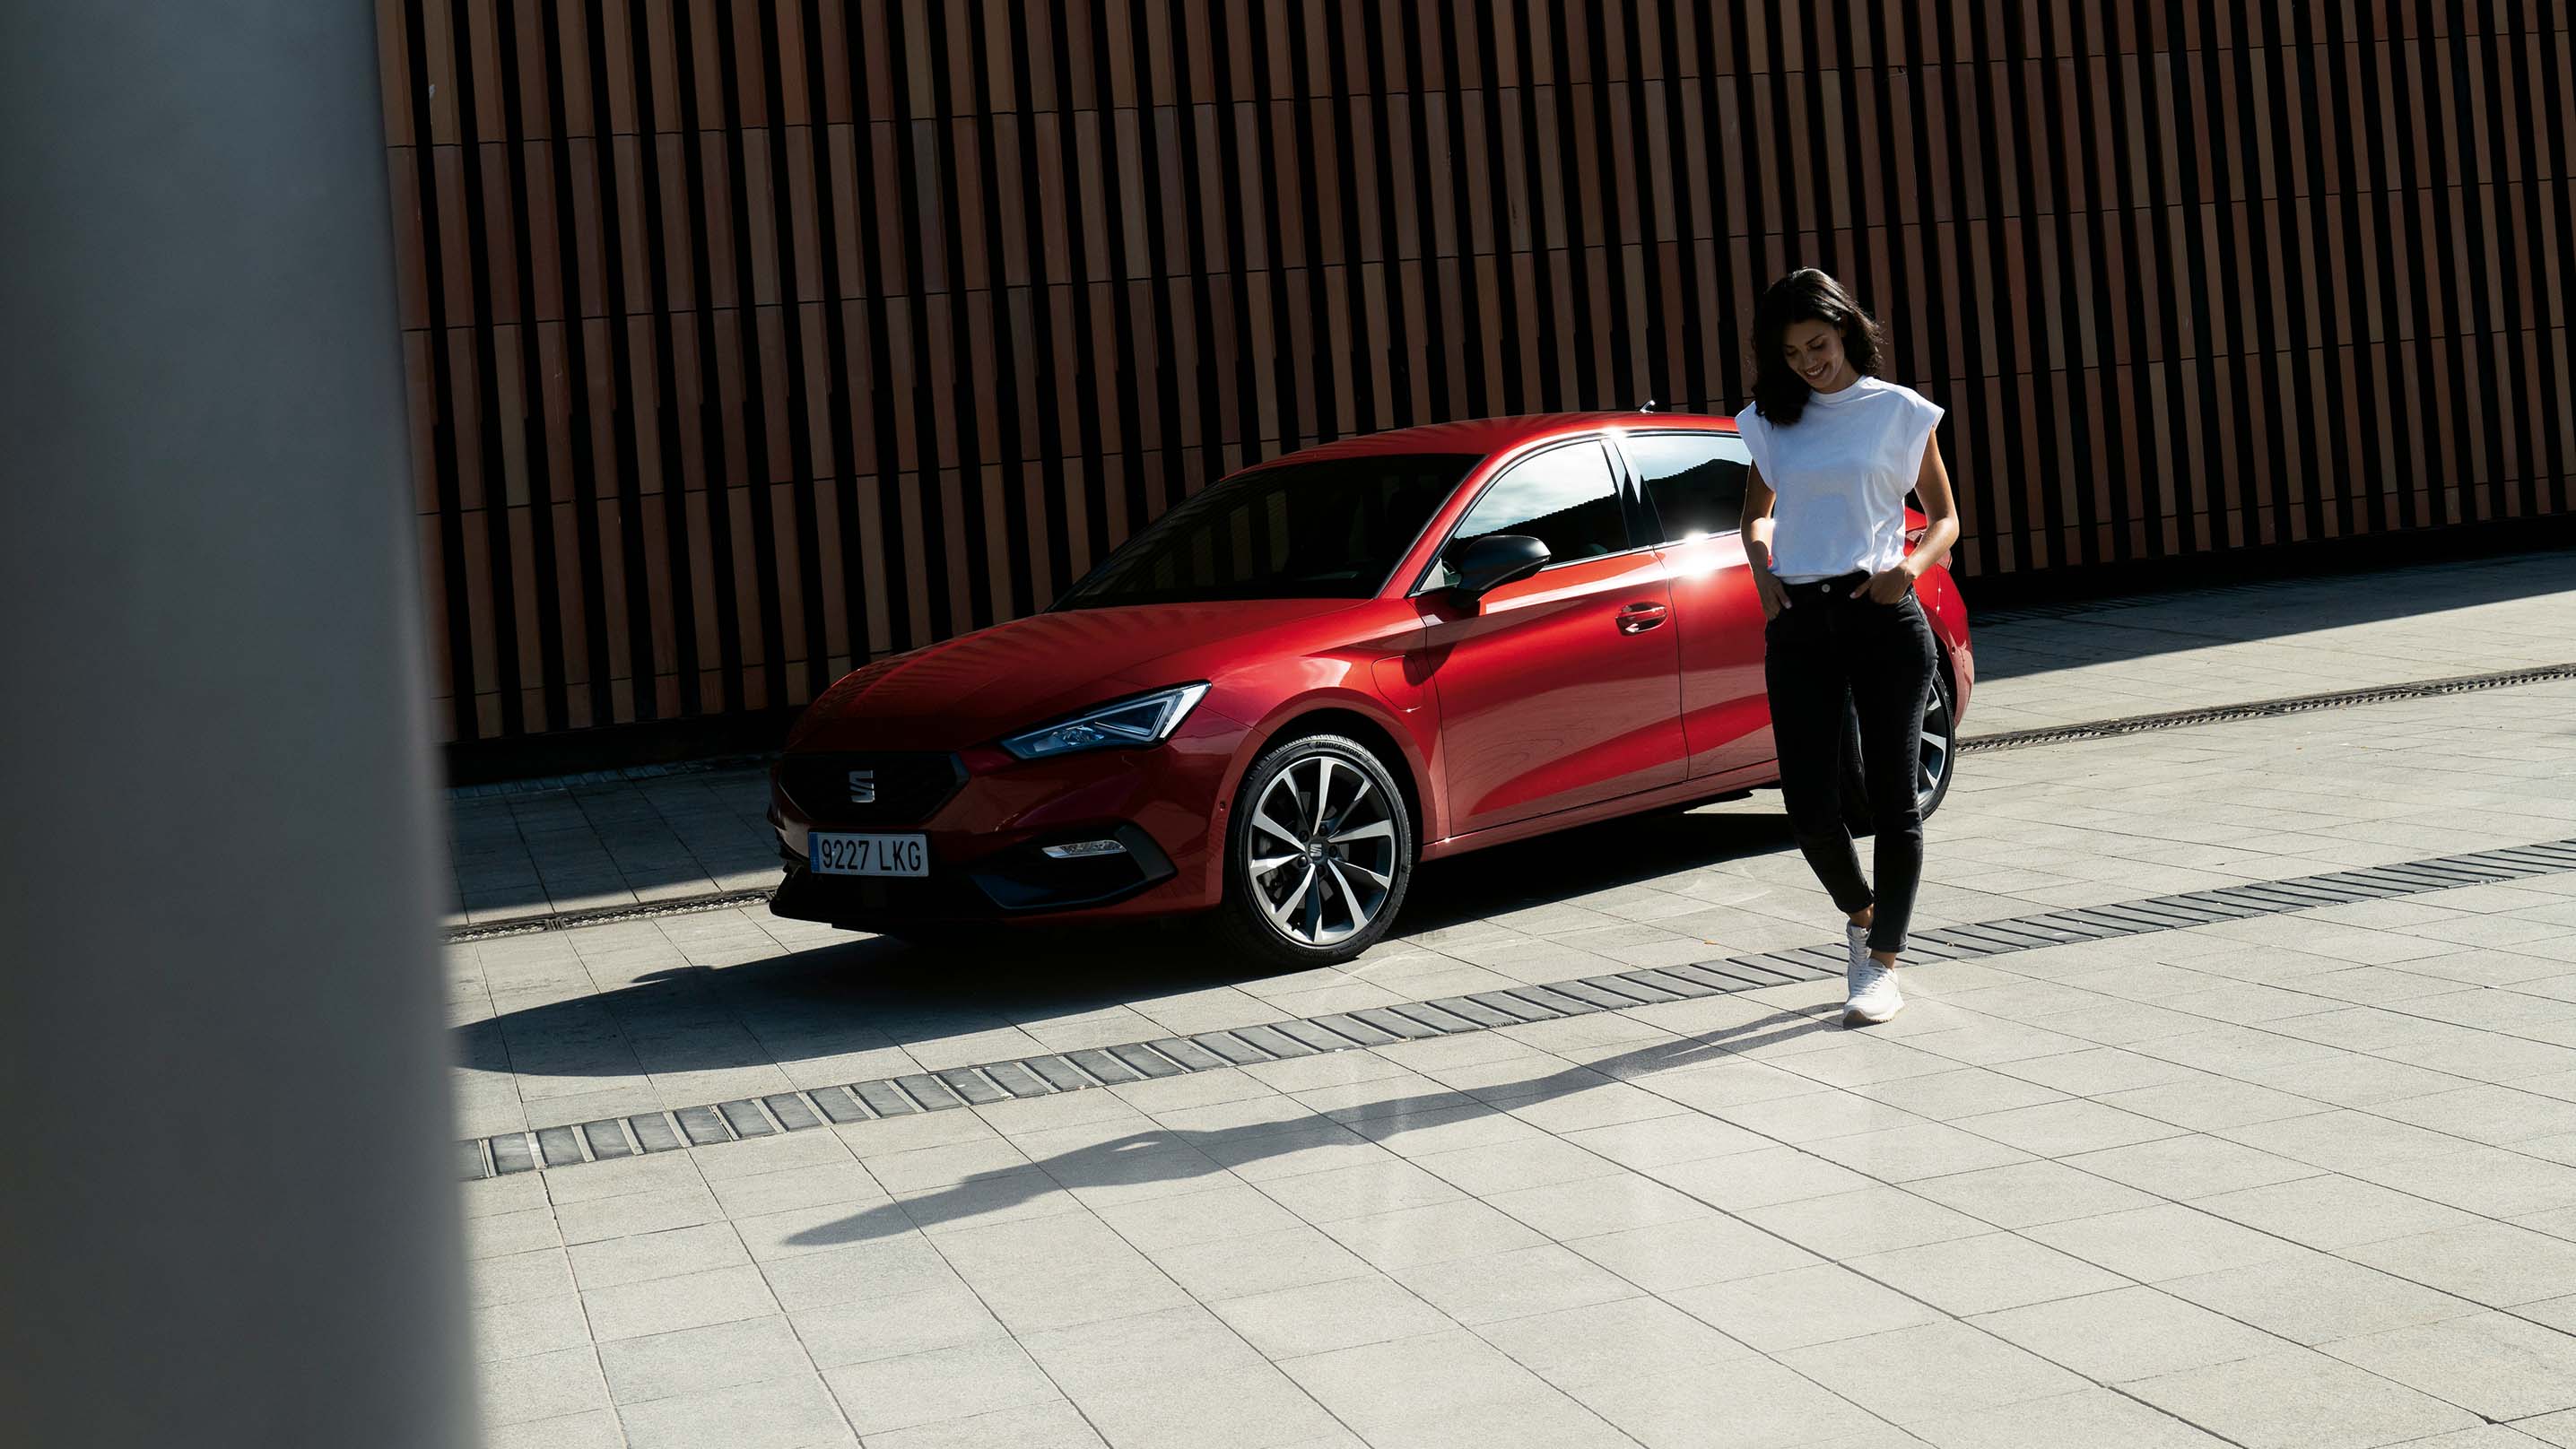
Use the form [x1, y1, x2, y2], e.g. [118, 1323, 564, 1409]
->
[441, 664, 2576, 945]
[445, 889, 779, 944]
[1956, 662, 2576, 754]
[461, 835, 2576, 1179]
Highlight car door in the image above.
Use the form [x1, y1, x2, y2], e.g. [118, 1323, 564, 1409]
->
[1417, 436, 1685, 837]
[1611, 429, 1772, 780]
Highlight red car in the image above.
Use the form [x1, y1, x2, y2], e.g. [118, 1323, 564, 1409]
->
[770, 412, 1973, 967]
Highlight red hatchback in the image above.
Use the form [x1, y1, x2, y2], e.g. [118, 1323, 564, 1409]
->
[770, 412, 1974, 967]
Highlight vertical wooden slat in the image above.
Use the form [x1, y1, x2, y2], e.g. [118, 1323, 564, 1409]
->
[387, 0, 2576, 742]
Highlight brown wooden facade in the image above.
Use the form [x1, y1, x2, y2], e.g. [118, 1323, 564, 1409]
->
[379, 2, 2576, 743]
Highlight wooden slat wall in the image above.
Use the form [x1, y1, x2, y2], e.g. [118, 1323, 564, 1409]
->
[380, 1, 2576, 743]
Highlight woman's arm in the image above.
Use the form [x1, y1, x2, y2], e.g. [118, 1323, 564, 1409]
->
[1745, 464, 1791, 620]
[1856, 435, 1962, 602]
[1905, 435, 1962, 575]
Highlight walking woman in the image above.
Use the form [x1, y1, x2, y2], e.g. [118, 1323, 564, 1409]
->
[1736, 270, 1961, 1026]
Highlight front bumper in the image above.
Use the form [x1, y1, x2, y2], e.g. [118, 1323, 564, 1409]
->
[771, 821, 1178, 929]
[765, 726, 1240, 929]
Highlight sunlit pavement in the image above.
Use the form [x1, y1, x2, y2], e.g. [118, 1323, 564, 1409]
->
[452, 550, 2576, 1448]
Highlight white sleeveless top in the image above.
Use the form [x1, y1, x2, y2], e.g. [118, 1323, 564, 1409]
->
[1733, 377, 1945, 582]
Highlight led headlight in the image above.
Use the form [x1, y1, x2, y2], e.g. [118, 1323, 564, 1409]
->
[999, 682, 1211, 760]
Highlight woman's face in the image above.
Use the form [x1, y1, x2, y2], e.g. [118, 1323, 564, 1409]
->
[1781, 318, 1856, 394]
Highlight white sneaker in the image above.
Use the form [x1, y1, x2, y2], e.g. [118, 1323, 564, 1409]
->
[1844, 950, 1903, 1027]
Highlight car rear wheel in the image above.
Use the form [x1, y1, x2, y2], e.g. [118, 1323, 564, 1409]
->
[1841, 666, 1957, 837]
[1215, 733, 1416, 968]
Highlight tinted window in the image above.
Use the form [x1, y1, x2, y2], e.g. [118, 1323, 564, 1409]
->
[1055, 453, 1475, 607]
[1627, 432, 1749, 541]
[1434, 440, 1629, 584]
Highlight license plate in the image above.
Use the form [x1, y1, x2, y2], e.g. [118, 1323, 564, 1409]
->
[808, 832, 929, 878]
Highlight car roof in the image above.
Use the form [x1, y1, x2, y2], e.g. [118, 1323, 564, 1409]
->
[1237, 410, 1739, 473]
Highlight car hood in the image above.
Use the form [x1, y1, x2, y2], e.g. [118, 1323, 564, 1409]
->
[787, 597, 1368, 751]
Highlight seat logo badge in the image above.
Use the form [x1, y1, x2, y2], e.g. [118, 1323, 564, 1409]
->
[847, 769, 876, 804]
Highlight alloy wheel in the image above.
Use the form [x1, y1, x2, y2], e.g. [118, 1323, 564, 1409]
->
[1245, 753, 1399, 945]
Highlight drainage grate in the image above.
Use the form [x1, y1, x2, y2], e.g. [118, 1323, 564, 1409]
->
[1956, 663, 2576, 755]
[444, 888, 780, 944]
[463, 834, 2576, 1178]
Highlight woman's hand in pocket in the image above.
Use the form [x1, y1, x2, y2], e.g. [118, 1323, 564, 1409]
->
[1851, 565, 1917, 604]
[1754, 564, 1791, 620]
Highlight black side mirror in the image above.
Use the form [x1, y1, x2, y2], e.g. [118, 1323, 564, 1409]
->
[1445, 534, 1551, 602]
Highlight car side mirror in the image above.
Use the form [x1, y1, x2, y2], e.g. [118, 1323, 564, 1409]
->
[1445, 534, 1551, 603]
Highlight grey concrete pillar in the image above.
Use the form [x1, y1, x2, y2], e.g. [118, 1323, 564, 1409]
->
[0, 4, 468, 1446]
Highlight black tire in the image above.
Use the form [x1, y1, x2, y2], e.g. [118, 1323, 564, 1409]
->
[1214, 732, 1417, 968]
[1841, 665, 1958, 838]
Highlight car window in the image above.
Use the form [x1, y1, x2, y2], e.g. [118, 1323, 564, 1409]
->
[1625, 431, 1749, 541]
[1432, 439, 1628, 585]
[1055, 454, 1475, 607]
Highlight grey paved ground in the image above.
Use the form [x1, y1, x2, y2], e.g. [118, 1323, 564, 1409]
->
[448, 766, 779, 924]
[1961, 549, 2574, 735]
[440, 549, 2575, 925]
[450, 551, 2576, 1448]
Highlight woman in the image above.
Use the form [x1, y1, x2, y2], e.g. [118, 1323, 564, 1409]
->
[1736, 270, 1961, 1026]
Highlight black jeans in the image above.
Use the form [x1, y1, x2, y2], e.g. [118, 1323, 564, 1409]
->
[1762, 572, 1938, 954]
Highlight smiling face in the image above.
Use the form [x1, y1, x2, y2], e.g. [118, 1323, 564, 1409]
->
[1780, 317, 1858, 395]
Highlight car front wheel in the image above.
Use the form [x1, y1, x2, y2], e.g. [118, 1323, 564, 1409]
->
[1215, 733, 1416, 968]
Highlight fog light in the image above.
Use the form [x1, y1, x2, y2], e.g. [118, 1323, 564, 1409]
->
[1040, 838, 1127, 860]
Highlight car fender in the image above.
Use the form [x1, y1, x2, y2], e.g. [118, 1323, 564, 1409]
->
[1205, 675, 1441, 878]
[1910, 566, 1976, 723]
[1902, 510, 1975, 721]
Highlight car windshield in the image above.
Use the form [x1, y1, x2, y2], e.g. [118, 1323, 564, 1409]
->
[1053, 453, 1478, 607]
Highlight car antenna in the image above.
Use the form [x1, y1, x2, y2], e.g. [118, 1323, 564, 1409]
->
[1638, 397, 1657, 413]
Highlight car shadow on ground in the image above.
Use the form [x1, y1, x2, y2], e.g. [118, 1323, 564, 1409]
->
[783, 1005, 1843, 1246]
[453, 803, 1802, 1078]
[1395, 800, 1794, 933]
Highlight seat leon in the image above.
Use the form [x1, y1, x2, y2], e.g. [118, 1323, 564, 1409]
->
[770, 412, 1974, 967]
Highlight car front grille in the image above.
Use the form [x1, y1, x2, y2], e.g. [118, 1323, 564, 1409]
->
[778, 751, 966, 828]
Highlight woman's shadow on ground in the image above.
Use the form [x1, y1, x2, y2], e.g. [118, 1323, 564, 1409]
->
[783, 1002, 1844, 1247]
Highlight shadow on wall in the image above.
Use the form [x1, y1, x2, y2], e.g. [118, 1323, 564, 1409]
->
[782, 1004, 1837, 1246]
[1967, 546, 2575, 682]
[451, 807, 1799, 1080]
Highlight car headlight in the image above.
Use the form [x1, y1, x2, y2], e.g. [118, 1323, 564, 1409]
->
[999, 682, 1212, 760]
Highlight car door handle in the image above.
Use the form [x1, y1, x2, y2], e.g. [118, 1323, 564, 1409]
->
[1615, 601, 1669, 634]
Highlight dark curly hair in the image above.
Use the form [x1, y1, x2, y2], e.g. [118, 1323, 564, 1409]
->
[1749, 269, 1886, 427]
